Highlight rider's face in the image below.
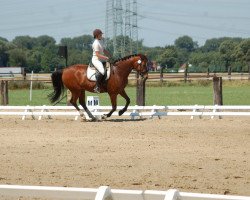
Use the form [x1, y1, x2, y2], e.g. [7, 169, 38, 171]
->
[97, 33, 103, 40]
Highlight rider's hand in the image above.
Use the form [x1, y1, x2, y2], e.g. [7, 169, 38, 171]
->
[107, 57, 114, 64]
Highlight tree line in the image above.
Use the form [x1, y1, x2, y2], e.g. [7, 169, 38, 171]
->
[0, 34, 249, 73]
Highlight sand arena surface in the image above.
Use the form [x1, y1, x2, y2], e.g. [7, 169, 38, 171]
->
[0, 116, 249, 196]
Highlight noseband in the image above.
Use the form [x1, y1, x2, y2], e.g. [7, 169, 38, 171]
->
[136, 59, 147, 78]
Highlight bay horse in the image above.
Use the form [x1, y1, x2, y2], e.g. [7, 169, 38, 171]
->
[48, 54, 148, 121]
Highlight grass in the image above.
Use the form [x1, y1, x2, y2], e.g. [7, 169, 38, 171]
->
[8, 89, 53, 106]
[7, 80, 250, 106]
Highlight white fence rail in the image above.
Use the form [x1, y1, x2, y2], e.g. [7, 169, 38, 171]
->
[0, 185, 249, 200]
[0, 105, 250, 120]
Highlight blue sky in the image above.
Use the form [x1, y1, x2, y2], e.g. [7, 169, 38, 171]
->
[0, 0, 249, 47]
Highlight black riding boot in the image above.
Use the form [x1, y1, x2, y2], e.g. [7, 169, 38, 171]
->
[94, 72, 104, 93]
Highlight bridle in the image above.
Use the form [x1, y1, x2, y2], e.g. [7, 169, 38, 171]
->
[136, 58, 148, 78]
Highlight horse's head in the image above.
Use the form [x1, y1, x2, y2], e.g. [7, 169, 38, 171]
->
[132, 54, 148, 79]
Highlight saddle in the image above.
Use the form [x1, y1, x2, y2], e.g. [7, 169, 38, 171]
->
[87, 61, 111, 81]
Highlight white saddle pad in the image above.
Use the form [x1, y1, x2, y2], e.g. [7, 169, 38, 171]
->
[87, 63, 111, 81]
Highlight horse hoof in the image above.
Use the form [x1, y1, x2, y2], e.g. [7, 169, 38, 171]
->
[88, 117, 101, 122]
[118, 110, 124, 116]
[80, 118, 87, 122]
[85, 118, 94, 122]
[102, 114, 107, 120]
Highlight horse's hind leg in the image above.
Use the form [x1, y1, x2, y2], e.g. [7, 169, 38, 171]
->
[70, 90, 86, 121]
[79, 90, 96, 121]
[103, 93, 117, 118]
[118, 90, 130, 116]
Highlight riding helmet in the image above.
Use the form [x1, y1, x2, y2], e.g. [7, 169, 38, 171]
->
[93, 29, 103, 38]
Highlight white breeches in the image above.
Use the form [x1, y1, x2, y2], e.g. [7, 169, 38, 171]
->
[92, 58, 105, 75]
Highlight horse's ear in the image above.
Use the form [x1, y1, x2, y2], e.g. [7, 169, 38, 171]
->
[137, 60, 142, 64]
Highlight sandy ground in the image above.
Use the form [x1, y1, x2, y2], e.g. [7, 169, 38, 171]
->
[0, 116, 249, 197]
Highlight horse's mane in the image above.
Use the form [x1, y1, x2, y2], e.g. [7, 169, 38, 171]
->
[114, 54, 147, 64]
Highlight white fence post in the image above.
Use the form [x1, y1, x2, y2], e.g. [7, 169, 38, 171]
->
[131, 105, 141, 120]
[39, 104, 52, 120]
[95, 186, 113, 200]
[22, 105, 35, 120]
[164, 189, 181, 200]
[211, 104, 222, 119]
[150, 105, 161, 119]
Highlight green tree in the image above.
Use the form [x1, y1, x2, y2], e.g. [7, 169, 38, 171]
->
[81, 35, 93, 50]
[219, 40, 237, 72]
[174, 35, 197, 52]
[0, 37, 8, 42]
[82, 50, 92, 64]
[176, 49, 190, 67]
[68, 49, 84, 65]
[12, 36, 36, 50]
[189, 52, 208, 68]
[202, 38, 222, 52]
[157, 46, 178, 68]
[233, 39, 250, 71]
[40, 48, 59, 72]
[26, 50, 42, 72]
[189, 51, 222, 72]
[61, 35, 93, 51]
[247, 50, 250, 73]
[60, 37, 72, 47]
[0, 40, 9, 66]
[143, 46, 165, 61]
[36, 35, 56, 47]
[202, 37, 228, 52]
[8, 48, 27, 67]
[0, 40, 16, 66]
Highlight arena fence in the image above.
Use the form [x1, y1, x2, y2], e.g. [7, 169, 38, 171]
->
[0, 105, 250, 120]
[0, 185, 249, 200]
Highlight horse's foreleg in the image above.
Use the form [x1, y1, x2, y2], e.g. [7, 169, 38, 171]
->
[70, 90, 86, 121]
[104, 93, 117, 118]
[79, 91, 96, 121]
[118, 90, 130, 116]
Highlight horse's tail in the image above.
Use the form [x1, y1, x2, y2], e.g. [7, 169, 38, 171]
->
[48, 70, 64, 103]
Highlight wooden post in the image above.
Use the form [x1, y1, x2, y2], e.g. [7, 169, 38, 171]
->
[136, 73, 147, 106]
[1, 80, 9, 105]
[213, 77, 223, 105]
[184, 67, 188, 83]
[228, 66, 231, 81]
[21, 67, 26, 80]
[248, 65, 250, 80]
[228, 66, 232, 75]
[160, 67, 164, 84]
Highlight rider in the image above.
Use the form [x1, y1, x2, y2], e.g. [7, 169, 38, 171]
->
[92, 29, 111, 93]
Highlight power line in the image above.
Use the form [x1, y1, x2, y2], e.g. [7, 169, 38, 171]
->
[139, 26, 208, 40]
[145, 10, 250, 21]
[144, 14, 250, 35]
[1, 15, 105, 33]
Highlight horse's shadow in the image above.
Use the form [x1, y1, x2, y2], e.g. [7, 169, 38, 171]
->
[93, 117, 147, 122]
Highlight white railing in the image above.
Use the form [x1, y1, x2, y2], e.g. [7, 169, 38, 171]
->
[0, 185, 249, 200]
[0, 105, 250, 120]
